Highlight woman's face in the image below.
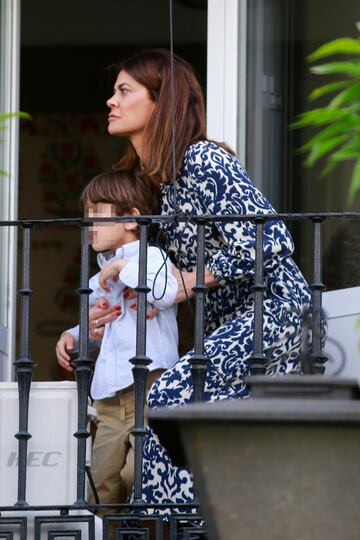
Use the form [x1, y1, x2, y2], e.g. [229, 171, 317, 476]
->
[107, 70, 155, 140]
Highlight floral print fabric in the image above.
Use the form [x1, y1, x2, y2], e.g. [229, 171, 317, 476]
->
[141, 141, 311, 510]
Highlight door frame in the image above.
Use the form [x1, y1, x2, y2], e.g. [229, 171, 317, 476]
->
[0, 0, 21, 380]
[207, 0, 247, 163]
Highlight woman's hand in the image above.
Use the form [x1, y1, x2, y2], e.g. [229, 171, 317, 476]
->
[56, 332, 75, 373]
[89, 301, 122, 341]
[120, 287, 159, 320]
[172, 266, 218, 303]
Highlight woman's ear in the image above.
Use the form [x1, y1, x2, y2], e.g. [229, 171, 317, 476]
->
[124, 207, 141, 231]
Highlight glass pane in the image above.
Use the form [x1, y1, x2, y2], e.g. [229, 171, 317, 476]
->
[246, 0, 286, 211]
[245, 0, 360, 288]
[19, 0, 207, 381]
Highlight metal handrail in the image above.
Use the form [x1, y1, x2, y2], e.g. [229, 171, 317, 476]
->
[0, 211, 358, 538]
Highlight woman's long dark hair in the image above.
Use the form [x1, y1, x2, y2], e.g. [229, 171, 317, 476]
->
[113, 48, 207, 185]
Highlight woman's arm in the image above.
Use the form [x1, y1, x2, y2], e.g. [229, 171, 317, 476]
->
[188, 142, 294, 285]
[172, 266, 218, 303]
[117, 247, 179, 309]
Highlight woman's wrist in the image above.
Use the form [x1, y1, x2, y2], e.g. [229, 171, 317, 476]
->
[204, 268, 219, 288]
[173, 267, 219, 304]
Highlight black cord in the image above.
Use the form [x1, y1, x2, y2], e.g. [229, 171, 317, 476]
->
[85, 464, 100, 504]
[150, 219, 172, 302]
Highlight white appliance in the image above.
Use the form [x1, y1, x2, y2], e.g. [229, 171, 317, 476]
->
[0, 381, 93, 506]
[323, 286, 360, 379]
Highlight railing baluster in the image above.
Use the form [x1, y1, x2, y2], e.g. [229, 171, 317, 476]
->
[131, 219, 151, 503]
[13, 223, 35, 507]
[248, 217, 267, 375]
[191, 219, 208, 402]
[310, 217, 327, 374]
[2, 210, 360, 531]
[72, 223, 94, 506]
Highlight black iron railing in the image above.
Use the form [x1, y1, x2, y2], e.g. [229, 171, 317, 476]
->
[0, 212, 359, 539]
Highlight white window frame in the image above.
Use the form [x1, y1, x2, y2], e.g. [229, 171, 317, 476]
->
[0, 0, 21, 381]
[207, 0, 247, 163]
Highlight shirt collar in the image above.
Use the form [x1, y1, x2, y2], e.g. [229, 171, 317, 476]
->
[97, 240, 140, 269]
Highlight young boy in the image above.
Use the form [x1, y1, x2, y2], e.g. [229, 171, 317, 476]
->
[55, 170, 179, 509]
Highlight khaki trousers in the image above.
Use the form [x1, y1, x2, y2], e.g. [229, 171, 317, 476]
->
[87, 369, 163, 515]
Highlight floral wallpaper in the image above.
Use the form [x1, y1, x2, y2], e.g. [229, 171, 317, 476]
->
[19, 113, 123, 379]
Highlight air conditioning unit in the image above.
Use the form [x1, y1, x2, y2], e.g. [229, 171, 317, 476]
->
[0, 381, 103, 538]
[0, 381, 92, 506]
[323, 286, 360, 378]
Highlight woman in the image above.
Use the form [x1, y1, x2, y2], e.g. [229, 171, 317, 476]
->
[61, 49, 311, 511]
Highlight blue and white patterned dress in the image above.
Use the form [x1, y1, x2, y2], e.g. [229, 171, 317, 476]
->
[142, 140, 311, 509]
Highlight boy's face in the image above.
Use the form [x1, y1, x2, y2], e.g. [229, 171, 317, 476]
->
[86, 202, 136, 252]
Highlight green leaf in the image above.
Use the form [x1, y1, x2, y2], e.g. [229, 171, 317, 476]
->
[355, 315, 360, 330]
[304, 135, 347, 167]
[292, 107, 350, 128]
[295, 23, 360, 204]
[318, 138, 360, 176]
[300, 122, 356, 150]
[308, 38, 360, 62]
[347, 156, 360, 201]
[320, 158, 339, 177]
[329, 81, 360, 108]
[310, 61, 360, 77]
[17, 111, 32, 120]
[0, 111, 31, 121]
[331, 146, 360, 161]
[309, 80, 349, 101]
[319, 140, 360, 177]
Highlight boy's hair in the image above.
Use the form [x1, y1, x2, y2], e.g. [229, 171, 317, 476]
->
[80, 170, 161, 216]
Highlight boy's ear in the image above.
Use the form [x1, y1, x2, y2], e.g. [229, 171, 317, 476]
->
[124, 207, 141, 231]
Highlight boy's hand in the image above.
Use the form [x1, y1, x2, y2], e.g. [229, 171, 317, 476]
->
[56, 332, 75, 372]
[99, 259, 128, 292]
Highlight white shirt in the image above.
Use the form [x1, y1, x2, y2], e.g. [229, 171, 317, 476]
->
[66, 240, 179, 399]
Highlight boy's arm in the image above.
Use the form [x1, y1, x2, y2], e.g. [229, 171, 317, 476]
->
[56, 271, 106, 372]
[63, 324, 80, 349]
[119, 247, 178, 309]
[55, 328, 76, 373]
[98, 259, 128, 293]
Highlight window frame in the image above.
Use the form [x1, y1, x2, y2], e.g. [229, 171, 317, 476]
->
[206, 0, 247, 163]
[0, 0, 21, 381]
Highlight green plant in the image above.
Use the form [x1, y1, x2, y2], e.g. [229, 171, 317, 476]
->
[293, 23, 360, 202]
[0, 111, 31, 175]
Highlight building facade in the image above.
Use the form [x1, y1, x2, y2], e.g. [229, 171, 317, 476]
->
[1, 0, 360, 381]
